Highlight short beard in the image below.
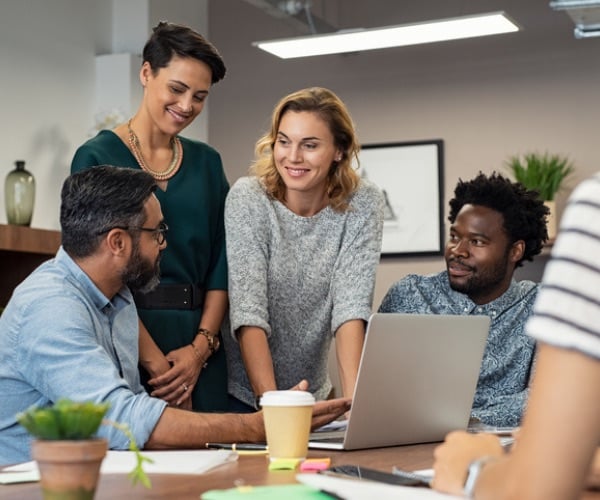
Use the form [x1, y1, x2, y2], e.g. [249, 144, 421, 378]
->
[122, 242, 161, 294]
[448, 249, 511, 300]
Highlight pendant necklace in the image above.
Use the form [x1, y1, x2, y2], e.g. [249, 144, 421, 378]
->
[127, 119, 183, 181]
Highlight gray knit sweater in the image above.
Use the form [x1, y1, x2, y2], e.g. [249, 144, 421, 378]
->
[224, 176, 384, 406]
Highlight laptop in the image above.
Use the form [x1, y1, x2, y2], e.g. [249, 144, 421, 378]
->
[308, 313, 490, 450]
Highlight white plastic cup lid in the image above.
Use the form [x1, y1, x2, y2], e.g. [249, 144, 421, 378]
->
[260, 390, 315, 407]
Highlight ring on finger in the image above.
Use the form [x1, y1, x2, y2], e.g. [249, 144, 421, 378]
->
[182, 383, 189, 392]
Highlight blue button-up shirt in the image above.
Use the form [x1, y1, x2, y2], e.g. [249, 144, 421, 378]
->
[378, 270, 538, 426]
[0, 247, 166, 465]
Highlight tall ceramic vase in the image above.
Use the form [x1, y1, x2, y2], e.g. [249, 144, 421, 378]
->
[31, 438, 108, 500]
[5, 160, 35, 226]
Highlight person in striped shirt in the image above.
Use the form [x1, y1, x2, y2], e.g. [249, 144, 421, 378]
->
[432, 173, 600, 499]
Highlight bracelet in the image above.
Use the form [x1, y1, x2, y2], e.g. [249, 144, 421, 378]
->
[189, 342, 209, 368]
[189, 341, 203, 361]
[196, 328, 220, 355]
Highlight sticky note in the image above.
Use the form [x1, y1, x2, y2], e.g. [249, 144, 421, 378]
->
[203, 483, 332, 499]
[268, 458, 301, 470]
[300, 458, 331, 472]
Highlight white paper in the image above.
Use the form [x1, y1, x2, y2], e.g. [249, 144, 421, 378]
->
[2, 462, 37, 473]
[0, 470, 40, 484]
[101, 449, 237, 474]
[3, 449, 237, 478]
[296, 473, 462, 500]
[415, 468, 434, 479]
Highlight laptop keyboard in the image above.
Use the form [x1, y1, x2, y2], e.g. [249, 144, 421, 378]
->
[310, 436, 344, 444]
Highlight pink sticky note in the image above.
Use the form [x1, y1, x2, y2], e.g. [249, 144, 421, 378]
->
[300, 458, 331, 472]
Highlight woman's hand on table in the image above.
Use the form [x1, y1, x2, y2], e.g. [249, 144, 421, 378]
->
[148, 344, 204, 407]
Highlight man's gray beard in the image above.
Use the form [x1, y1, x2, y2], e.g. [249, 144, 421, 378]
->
[123, 246, 161, 294]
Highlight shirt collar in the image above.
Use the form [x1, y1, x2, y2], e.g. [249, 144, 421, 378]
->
[441, 271, 520, 315]
[55, 246, 134, 313]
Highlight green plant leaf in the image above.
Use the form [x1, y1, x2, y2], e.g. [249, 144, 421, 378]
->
[16, 408, 61, 440]
[505, 151, 574, 201]
[17, 399, 150, 488]
[104, 419, 153, 489]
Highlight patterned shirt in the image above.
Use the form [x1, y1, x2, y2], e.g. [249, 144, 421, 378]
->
[379, 271, 538, 426]
[527, 174, 600, 359]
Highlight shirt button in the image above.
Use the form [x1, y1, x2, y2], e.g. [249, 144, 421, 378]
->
[477, 307, 483, 313]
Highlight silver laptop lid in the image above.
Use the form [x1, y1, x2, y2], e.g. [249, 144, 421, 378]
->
[311, 313, 490, 450]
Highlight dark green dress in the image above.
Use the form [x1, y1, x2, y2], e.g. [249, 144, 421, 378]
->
[71, 130, 229, 412]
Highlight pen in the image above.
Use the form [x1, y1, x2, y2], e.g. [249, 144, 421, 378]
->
[205, 443, 268, 451]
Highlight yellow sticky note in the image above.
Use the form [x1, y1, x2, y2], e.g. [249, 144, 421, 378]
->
[268, 458, 301, 470]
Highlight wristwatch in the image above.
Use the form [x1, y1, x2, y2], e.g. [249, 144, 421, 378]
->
[197, 328, 220, 355]
[464, 456, 496, 498]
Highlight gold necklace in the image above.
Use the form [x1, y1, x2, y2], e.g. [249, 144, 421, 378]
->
[127, 119, 183, 181]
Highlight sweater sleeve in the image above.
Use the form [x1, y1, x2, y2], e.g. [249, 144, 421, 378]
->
[225, 178, 272, 338]
[330, 181, 384, 333]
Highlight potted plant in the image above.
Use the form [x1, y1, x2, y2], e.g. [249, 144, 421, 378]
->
[17, 399, 151, 499]
[505, 151, 575, 239]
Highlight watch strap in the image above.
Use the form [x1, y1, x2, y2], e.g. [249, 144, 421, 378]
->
[464, 456, 496, 498]
[197, 328, 220, 354]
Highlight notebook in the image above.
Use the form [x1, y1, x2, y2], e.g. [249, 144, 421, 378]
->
[309, 313, 490, 450]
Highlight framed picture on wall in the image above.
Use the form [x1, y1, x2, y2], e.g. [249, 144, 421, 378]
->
[358, 139, 444, 257]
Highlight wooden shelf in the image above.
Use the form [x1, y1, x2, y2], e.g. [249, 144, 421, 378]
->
[0, 224, 61, 305]
[0, 224, 61, 255]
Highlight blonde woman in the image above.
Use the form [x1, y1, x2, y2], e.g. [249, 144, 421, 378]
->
[224, 87, 384, 412]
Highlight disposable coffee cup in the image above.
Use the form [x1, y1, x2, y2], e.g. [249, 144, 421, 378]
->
[260, 390, 315, 461]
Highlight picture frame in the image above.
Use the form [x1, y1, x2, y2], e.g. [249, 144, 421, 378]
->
[358, 140, 444, 257]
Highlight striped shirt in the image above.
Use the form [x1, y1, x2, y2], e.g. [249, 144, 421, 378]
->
[527, 174, 600, 359]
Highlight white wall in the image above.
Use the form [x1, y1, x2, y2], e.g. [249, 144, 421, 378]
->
[207, 0, 600, 308]
[0, 0, 111, 229]
[0, 0, 208, 230]
[2, 1, 599, 308]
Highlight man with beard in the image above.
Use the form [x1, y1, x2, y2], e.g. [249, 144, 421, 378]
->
[379, 172, 549, 427]
[0, 166, 349, 465]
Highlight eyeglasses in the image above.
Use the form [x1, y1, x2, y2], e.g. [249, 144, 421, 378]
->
[96, 221, 169, 245]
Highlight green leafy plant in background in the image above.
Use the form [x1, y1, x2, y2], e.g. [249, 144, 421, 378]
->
[505, 152, 574, 201]
[17, 399, 152, 488]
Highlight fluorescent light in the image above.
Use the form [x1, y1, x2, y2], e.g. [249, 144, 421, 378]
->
[253, 12, 519, 59]
[550, 0, 600, 8]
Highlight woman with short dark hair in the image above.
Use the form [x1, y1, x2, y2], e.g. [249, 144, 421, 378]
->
[71, 22, 229, 412]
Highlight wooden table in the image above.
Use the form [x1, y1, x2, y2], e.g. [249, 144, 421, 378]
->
[0, 444, 431, 499]
[2, 444, 599, 499]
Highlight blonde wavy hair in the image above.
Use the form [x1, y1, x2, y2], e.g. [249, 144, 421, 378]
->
[250, 87, 360, 212]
